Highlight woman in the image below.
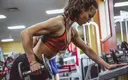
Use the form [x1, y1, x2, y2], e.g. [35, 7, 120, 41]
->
[10, 0, 128, 80]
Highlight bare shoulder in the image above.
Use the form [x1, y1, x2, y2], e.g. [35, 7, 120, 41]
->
[41, 15, 64, 30]
[52, 15, 65, 29]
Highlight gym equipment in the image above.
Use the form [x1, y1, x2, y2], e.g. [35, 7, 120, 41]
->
[0, 56, 13, 80]
[59, 56, 82, 80]
[81, 56, 128, 80]
[109, 48, 119, 64]
[119, 42, 128, 57]
[81, 58, 100, 80]
[101, 52, 115, 64]
[18, 62, 44, 80]
[110, 48, 128, 63]
[121, 41, 128, 50]
[81, 61, 128, 80]
[115, 50, 128, 63]
[97, 65, 128, 80]
[18, 55, 52, 80]
[6, 56, 14, 70]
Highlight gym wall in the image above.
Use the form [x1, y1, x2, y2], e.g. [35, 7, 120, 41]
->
[0, 41, 24, 54]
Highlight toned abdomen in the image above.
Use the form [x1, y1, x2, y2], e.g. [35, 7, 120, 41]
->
[33, 39, 58, 60]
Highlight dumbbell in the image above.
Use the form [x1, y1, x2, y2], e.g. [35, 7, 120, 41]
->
[102, 52, 115, 64]
[18, 62, 44, 80]
[115, 49, 128, 63]
[121, 41, 128, 50]
[110, 48, 118, 64]
[110, 48, 127, 63]
[18, 55, 52, 80]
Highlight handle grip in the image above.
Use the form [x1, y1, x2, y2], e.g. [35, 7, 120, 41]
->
[23, 66, 44, 76]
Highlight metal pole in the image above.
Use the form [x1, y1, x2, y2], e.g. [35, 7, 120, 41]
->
[83, 25, 87, 43]
[88, 24, 92, 48]
[120, 21, 124, 42]
[125, 20, 128, 42]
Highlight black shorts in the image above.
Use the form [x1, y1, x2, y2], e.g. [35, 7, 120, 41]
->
[9, 54, 49, 80]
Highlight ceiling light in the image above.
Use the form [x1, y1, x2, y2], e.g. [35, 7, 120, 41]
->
[46, 9, 64, 14]
[1, 39, 14, 42]
[0, 15, 6, 19]
[8, 25, 26, 29]
[114, 1, 128, 7]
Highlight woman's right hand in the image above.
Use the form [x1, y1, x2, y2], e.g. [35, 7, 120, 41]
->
[30, 61, 42, 75]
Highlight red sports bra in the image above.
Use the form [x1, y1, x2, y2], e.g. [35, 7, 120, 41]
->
[41, 15, 70, 52]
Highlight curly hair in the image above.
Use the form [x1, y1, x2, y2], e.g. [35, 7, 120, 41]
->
[64, 0, 98, 21]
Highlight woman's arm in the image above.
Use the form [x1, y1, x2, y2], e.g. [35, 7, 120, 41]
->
[21, 17, 60, 63]
[71, 28, 127, 69]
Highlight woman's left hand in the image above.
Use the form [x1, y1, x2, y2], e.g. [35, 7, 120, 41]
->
[107, 63, 128, 70]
